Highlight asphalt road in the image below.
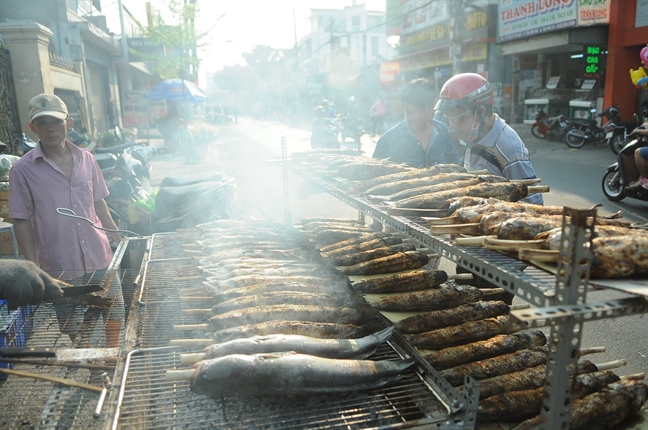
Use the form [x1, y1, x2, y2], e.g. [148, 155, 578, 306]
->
[148, 117, 648, 379]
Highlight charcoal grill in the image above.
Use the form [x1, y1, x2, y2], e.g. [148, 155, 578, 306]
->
[107, 231, 477, 429]
[0, 239, 145, 429]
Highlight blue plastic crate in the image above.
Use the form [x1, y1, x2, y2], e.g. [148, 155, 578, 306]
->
[0, 301, 34, 379]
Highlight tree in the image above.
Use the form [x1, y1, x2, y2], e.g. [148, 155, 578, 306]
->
[242, 45, 284, 82]
[127, 0, 222, 80]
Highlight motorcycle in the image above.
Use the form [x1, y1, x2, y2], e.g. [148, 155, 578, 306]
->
[564, 105, 625, 149]
[531, 107, 569, 141]
[601, 116, 648, 203]
[310, 117, 341, 149]
[339, 113, 365, 149]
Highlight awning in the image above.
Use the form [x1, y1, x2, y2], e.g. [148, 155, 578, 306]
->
[129, 62, 155, 77]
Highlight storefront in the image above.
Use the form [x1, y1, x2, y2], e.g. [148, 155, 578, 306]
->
[497, 0, 614, 123]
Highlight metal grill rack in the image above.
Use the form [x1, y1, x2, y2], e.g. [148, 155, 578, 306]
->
[284, 156, 648, 429]
[148, 232, 200, 260]
[0, 239, 143, 430]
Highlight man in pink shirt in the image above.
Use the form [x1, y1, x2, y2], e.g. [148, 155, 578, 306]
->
[9, 93, 123, 346]
[369, 96, 387, 136]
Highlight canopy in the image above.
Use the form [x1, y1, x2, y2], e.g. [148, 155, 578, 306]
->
[148, 79, 208, 103]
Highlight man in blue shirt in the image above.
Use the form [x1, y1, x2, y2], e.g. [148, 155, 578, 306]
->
[373, 78, 460, 167]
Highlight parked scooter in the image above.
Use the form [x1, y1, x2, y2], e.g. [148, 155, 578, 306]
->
[531, 107, 569, 141]
[564, 105, 625, 149]
[601, 114, 648, 202]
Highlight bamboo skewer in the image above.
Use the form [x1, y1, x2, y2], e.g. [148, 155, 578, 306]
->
[165, 369, 196, 382]
[453, 236, 495, 246]
[0, 368, 105, 392]
[518, 249, 559, 263]
[0, 358, 115, 370]
[484, 238, 546, 251]
[593, 358, 627, 371]
[169, 338, 212, 347]
[429, 223, 481, 236]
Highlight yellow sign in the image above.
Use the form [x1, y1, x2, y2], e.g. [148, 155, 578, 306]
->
[461, 43, 488, 62]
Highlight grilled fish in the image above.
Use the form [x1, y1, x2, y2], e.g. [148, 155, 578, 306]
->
[301, 218, 360, 227]
[322, 237, 403, 258]
[349, 164, 468, 193]
[319, 233, 393, 253]
[339, 251, 429, 276]
[207, 304, 377, 331]
[406, 315, 515, 350]
[590, 235, 648, 278]
[455, 201, 566, 224]
[206, 281, 350, 302]
[328, 244, 416, 267]
[382, 176, 501, 202]
[395, 301, 511, 334]
[338, 162, 411, 180]
[212, 320, 382, 342]
[352, 268, 448, 294]
[190, 351, 415, 397]
[477, 360, 599, 399]
[422, 330, 547, 370]
[395, 183, 528, 209]
[316, 229, 374, 247]
[513, 381, 648, 430]
[440, 349, 548, 386]
[364, 173, 478, 196]
[211, 275, 346, 290]
[211, 291, 354, 314]
[202, 326, 395, 360]
[373, 284, 483, 312]
[477, 371, 621, 422]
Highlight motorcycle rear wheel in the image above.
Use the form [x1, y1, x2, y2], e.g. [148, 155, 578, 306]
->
[565, 127, 586, 148]
[531, 125, 546, 139]
[610, 134, 629, 155]
[601, 170, 626, 201]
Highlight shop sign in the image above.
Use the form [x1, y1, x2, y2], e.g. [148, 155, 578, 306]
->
[546, 76, 561, 89]
[461, 43, 488, 62]
[577, 0, 610, 25]
[637, 0, 648, 28]
[498, 0, 578, 42]
[401, 0, 448, 36]
[583, 45, 603, 78]
[402, 21, 452, 49]
[380, 62, 400, 83]
[461, 4, 498, 42]
[581, 79, 597, 90]
[122, 90, 149, 128]
[400, 47, 452, 72]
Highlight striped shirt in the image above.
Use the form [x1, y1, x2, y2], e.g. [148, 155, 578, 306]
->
[464, 115, 543, 204]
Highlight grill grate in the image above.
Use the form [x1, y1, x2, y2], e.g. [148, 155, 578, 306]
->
[110, 344, 452, 430]
[148, 232, 200, 260]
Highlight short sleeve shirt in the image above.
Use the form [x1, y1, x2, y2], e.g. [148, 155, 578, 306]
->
[9, 140, 113, 272]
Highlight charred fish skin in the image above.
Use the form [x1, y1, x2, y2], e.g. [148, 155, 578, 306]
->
[329, 243, 416, 267]
[339, 251, 430, 276]
[190, 352, 416, 397]
[207, 281, 352, 302]
[397, 183, 528, 209]
[350, 164, 467, 194]
[352, 269, 448, 294]
[406, 315, 514, 350]
[207, 304, 377, 331]
[365, 173, 477, 196]
[203, 326, 395, 360]
[211, 320, 380, 343]
[319, 233, 392, 253]
[423, 330, 547, 371]
[395, 301, 511, 334]
[373, 284, 484, 312]
[322, 237, 403, 258]
[211, 291, 353, 315]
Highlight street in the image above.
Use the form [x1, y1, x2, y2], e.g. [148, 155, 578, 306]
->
[148, 117, 648, 378]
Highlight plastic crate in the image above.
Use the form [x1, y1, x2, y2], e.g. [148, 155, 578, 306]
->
[0, 301, 34, 378]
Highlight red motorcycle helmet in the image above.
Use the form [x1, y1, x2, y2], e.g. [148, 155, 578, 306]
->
[434, 73, 493, 111]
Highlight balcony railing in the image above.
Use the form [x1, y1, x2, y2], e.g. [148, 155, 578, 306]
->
[49, 52, 75, 71]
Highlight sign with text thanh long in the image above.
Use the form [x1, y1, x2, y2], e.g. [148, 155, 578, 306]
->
[498, 0, 578, 42]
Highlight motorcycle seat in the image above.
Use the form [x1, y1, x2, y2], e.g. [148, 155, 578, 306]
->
[94, 152, 118, 170]
[160, 173, 224, 188]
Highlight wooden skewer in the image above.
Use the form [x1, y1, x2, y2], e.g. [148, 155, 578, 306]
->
[429, 223, 481, 236]
[509, 304, 530, 311]
[169, 339, 213, 347]
[172, 275, 203, 282]
[180, 296, 212, 303]
[182, 309, 213, 317]
[165, 369, 195, 382]
[511, 178, 542, 185]
[181, 353, 207, 365]
[484, 238, 546, 251]
[518, 248, 559, 263]
[620, 373, 645, 381]
[0, 368, 105, 392]
[426, 216, 460, 226]
[580, 346, 606, 356]
[480, 288, 506, 296]
[174, 324, 210, 331]
[595, 359, 627, 371]
[184, 249, 204, 255]
[527, 185, 550, 193]
[453, 235, 494, 246]
[448, 273, 474, 281]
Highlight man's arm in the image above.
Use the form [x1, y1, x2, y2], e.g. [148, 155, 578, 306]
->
[13, 219, 37, 263]
[94, 198, 120, 243]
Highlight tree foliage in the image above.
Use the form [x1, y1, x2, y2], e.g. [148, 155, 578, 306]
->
[128, 0, 222, 80]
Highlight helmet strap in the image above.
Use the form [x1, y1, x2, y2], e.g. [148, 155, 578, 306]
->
[468, 111, 481, 143]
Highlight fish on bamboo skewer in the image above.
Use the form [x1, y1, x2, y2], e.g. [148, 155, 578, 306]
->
[513, 380, 648, 430]
[198, 249, 313, 265]
[300, 218, 360, 227]
[337, 162, 412, 181]
[183, 352, 416, 398]
[179, 326, 396, 364]
[377, 175, 508, 202]
[169, 320, 387, 345]
[352, 268, 472, 294]
[363, 173, 481, 196]
[205, 266, 328, 281]
[422, 330, 547, 370]
[319, 232, 395, 253]
[316, 229, 376, 247]
[339, 251, 429, 276]
[201, 281, 352, 303]
[349, 164, 468, 193]
[208, 274, 347, 290]
[174, 304, 378, 332]
[372, 284, 484, 312]
[395, 301, 514, 334]
[328, 244, 417, 266]
[538, 225, 648, 251]
[406, 314, 520, 350]
[468, 356, 622, 399]
[477, 371, 632, 423]
[182, 291, 361, 317]
[321, 237, 404, 258]
[394, 183, 535, 209]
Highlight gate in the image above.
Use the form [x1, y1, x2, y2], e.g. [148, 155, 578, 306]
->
[0, 43, 22, 155]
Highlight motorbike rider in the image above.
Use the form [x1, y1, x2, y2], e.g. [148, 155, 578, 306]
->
[628, 119, 648, 189]
[435, 73, 543, 204]
[311, 106, 338, 149]
[373, 78, 459, 167]
[369, 96, 387, 136]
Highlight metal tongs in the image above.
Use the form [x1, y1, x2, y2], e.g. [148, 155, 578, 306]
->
[56, 207, 143, 237]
